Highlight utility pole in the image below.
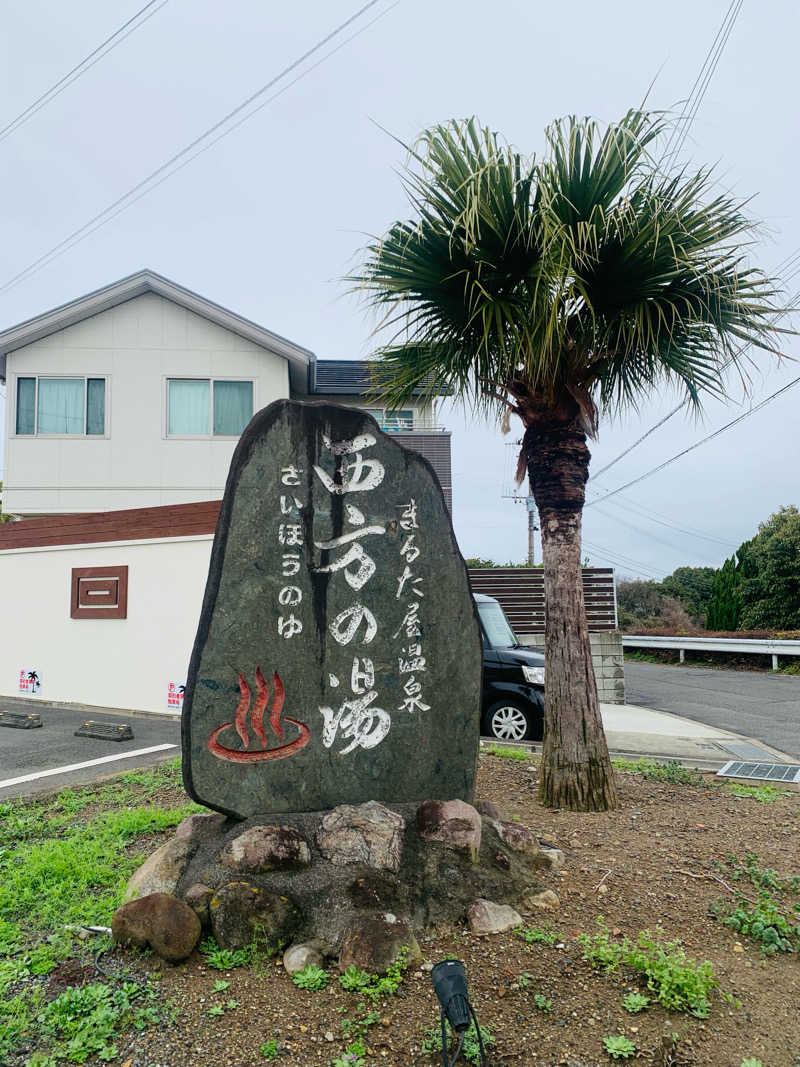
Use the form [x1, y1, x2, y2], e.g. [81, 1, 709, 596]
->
[526, 496, 538, 566]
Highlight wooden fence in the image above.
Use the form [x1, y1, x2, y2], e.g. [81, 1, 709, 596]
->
[468, 567, 617, 632]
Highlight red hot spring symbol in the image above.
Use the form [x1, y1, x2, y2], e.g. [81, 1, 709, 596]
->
[207, 668, 310, 763]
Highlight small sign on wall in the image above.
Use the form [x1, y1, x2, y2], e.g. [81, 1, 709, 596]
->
[19, 669, 42, 695]
[167, 682, 185, 713]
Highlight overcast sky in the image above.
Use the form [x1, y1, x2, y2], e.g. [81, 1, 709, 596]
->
[1, 0, 798, 579]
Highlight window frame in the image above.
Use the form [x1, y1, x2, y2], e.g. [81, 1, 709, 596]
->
[163, 376, 256, 440]
[363, 406, 415, 432]
[12, 374, 110, 438]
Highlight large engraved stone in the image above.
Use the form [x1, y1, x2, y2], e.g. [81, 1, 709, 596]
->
[182, 401, 481, 817]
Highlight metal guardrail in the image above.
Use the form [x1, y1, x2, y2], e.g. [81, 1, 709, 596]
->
[623, 634, 800, 670]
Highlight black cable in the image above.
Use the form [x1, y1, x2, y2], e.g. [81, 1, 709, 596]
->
[0, 0, 168, 144]
[468, 1003, 488, 1066]
[0, 0, 396, 297]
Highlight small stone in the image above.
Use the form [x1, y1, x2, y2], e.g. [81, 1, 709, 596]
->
[466, 899, 522, 935]
[174, 812, 227, 844]
[210, 881, 300, 950]
[523, 889, 561, 911]
[597, 884, 609, 896]
[324, 1032, 334, 1042]
[417, 799, 481, 856]
[474, 799, 503, 820]
[491, 819, 539, 854]
[532, 847, 566, 871]
[493, 852, 511, 871]
[112, 893, 200, 963]
[123, 837, 194, 902]
[283, 943, 323, 975]
[184, 883, 214, 928]
[733, 942, 744, 952]
[220, 825, 311, 873]
[317, 802, 405, 871]
[338, 917, 421, 973]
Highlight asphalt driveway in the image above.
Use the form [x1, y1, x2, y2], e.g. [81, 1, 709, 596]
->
[625, 660, 800, 760]
[0, 698, 180, 799]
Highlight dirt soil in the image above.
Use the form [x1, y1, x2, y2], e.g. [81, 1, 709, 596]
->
[95, 758, 800, 1065]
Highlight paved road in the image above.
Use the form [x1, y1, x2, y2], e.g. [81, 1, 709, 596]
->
[0, 699, 180, 799]
[625, 661, 800, 760]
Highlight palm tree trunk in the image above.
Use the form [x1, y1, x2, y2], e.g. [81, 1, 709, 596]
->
[525, 420, 617, 811]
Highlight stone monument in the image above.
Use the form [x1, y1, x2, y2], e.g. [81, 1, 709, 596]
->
[182, 400, 482, 818]
[113, 401, 561, 968]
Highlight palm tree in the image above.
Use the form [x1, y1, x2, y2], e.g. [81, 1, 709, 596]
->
[351, 110, 789, 811]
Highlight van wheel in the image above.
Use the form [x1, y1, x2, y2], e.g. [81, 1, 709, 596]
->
[483, 700, 535, 742]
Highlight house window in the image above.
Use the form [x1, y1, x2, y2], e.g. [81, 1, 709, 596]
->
[167, 379, 253, 436]
[15, 376, 106, 435]
[363, 407, 414, 432]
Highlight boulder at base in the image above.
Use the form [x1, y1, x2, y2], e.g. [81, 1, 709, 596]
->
[112, 893, 200, 963]
[182, 401, 481, 818]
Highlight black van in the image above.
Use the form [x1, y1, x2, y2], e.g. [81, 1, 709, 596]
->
[475, 593, 545, 742]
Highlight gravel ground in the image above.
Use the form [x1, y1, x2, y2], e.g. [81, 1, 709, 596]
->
[97, 755, 800, 1067]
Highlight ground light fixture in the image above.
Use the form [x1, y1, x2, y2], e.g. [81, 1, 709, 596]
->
[430, 959, 489, 1066]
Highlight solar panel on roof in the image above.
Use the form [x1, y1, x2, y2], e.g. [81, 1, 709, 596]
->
[716, 760, 800, 783]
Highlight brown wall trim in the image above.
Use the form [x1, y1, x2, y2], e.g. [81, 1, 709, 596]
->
[71, 566, 129, 619]
[0, 500, 221, 551]
[469, 567, 618, 632]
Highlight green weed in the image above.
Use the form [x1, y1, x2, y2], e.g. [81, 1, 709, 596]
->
[292, 964, 329, 991]
[578, 919, 716, 1016]
[421, 1020, 495, 1065]
[532, 993, 553, 1013]
[260, 1038, 280, 1058]
[711, 891, 800, 954]
[336, 948, 408, 1002]
[199, 937, 253, 971]
[603, 1034, 636, 1060]
[622, 992, 649, 1013]
[516, 924, 558, 946]
[483, 744, 528, 761]
[726, 782, 790, 803]
[612, 757, 702, 785]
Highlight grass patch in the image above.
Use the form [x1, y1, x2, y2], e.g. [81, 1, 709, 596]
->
[577, 919, 716, 1017]
[0, 759, 198, 1063]
[612, 757, 703, 786]
[516, 924, 559, 946]
[725, 782, 791, 803]
[483, 744, 529, 761]
[336, 947, 409, 1002]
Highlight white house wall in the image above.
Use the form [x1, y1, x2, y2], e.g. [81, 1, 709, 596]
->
[3, 292, 290, 515]
[0, 535, 213, 713]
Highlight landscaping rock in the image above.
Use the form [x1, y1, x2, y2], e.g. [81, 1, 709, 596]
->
[123, 836, 193, 902]
[317, 802, 405, 871]
[533, 847, 566, 871]
[174, 812, 227, 844]
[338, 917, 421, 973]
[491, 819, 539, 854]
[475, 799, 503, 820]
[220, 825, 311, 873]
[417, 799, 481, 856]
[184, 883, 214, 928]
[209, 881, 300, 950]
[466, 898, 522, 934]
[523, 888, 561, 911]
[283, 942, 323, 975]
[112, 893, 200, 963]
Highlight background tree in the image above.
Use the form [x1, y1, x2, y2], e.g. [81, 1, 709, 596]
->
[660, 566, 716, 620]
[705, 555, 742, 630]
[354, 111, 786, 811]
[737, 506, 800, 629]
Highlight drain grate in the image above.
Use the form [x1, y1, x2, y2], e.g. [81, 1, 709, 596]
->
[716, 760, 800, 783]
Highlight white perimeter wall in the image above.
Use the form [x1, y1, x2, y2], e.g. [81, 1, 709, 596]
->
[0, 535, 212, 714]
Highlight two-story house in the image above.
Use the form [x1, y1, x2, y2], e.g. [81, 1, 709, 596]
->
[0, 269, 450, 515]
[0, 270, 451, 713]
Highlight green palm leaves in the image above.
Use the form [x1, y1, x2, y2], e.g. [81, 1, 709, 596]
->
[353, 110, 785, 430]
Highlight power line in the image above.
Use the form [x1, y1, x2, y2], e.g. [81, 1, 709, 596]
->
[581, 538, 665, 580]
[587, 371, 800, 507]
[0, 0, 396, 297]
[0, 0, 169, 145]
[587, 490, 737, 549]
[661, 0, 744, 170]
[589, 276, 800, 483]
